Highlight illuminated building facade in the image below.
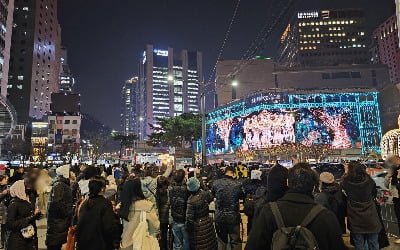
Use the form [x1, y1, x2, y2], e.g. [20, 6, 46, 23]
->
[59, 46, 74, 93]
[381, 115, 400, 159]
[207, 89, 382, 155]
[31, 122, 48, 162]
[0, 0, 14, 97]
[371, 14, 400, 84]
[139, 44, 202, 139]
[8, 0, 61, 123]
[278, 9, 369, 68]
[121, 77, 138, 136]
[396, 0, 400, 47]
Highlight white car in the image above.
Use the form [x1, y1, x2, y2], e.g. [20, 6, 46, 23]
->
[372, 170, 387, 190]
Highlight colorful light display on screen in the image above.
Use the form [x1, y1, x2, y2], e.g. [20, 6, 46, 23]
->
[206, 90, 382, 154]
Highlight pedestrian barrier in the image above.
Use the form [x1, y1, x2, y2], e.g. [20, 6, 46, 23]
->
[380, 202, 400, 237]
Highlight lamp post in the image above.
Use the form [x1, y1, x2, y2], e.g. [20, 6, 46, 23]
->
[200, 92, 207, 166]
[231, 80, 238, 100]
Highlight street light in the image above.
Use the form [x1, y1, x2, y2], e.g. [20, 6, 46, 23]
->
[232, 80, 239, 99]
[232, 80, 239, 87]
[167, 75, 174, 81]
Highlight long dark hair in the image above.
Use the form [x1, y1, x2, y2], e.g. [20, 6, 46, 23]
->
[157, 176, 169, 195]
[87, 176, 106, 208]
[344, 161, 370, 183]
[119, 178, 145, 221]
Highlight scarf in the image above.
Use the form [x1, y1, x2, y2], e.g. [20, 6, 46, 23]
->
[10, 180, 30, 203]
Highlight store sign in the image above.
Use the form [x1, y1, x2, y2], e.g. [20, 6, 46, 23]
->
[154, 49, 168, 57]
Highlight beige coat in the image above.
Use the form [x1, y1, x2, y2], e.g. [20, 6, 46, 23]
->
[120, 199, 160, 249]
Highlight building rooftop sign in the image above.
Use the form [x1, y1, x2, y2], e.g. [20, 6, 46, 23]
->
[153, 49, 168, 57]
[297, 11, 319, 19]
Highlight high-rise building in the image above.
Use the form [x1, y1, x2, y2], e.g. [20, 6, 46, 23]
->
[139, 44, 202, 139]
[8, 0, 61, 123]
[121, 77, 138, 136]
[396, 0, 400, 46]
[278, 9, 369, 68]
[59, 46, 74, 93]
[371, 14, 400, 84]
[0, 0, 14, 98]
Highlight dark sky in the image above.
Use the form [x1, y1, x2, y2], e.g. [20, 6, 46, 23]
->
[58, 0, 395, 129]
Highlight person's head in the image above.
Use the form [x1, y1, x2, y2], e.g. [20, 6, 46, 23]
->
[83, 166, 97, 180]
[225, 165, 236, 177]
[157, 176, 169, 193]
[288, 163, 318, 195]
[0, 175, 8, 185]
[88, 176, 106, 198]
[319, 172, 335, 190]
[186, 177, 200, 193]
[16, 167, 24, 174]
[345, 161, 369, 183]
[56, 165, 70, 179]
[144, 165, 158, 178]
[385, 155, 400, 170]
[173, 169, 186, 184]
[251, 170, 262, 180]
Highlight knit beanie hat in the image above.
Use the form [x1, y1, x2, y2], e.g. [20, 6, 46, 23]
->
[186, 177, 200, 192]
[251, 170, 262, 180]
[320, 172, 335, 184]
[56, 165, 70, 179]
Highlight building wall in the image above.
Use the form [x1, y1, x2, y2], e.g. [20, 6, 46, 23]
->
[216, 59, 275, 106]
[372, 14, 400, 84]
[278, 9, 369, 68]
[48, 115, 81, 153]
[274, 64, 391, 89]
[0, 0, 14, 97]
[8, 0, 61, 123]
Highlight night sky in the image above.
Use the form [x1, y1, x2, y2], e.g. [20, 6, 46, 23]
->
[58, 0, 395, 130]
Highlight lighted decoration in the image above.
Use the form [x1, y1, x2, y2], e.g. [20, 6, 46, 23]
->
[235, 150, 259, 162]
[207, 89, 382, 154]
[264, 143, 333, 162]
[381, 115, 400, 159]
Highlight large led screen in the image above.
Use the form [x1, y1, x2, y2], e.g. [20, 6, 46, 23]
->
[206, 107, 360, 154]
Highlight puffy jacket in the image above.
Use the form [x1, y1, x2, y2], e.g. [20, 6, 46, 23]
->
[211, 175, 244, 225]
[76, 196, 122, 250]
[342, 176, 381, 234]
[169, 183, 189, 223]
[46, 176, 73, 246]
[5, 198, 38, 250]
[186, 190, 217, 250]
[156, 189, 169, 224]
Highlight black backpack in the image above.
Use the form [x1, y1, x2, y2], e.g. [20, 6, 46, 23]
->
[270, 202, 325, 250]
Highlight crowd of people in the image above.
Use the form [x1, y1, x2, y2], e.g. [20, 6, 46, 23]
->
[0, 158, 397, 250]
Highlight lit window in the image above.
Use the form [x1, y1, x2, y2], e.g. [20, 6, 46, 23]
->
[22, 7, 29, 11]
[17, 85, 23, 89]
[17, 75, 24, 80]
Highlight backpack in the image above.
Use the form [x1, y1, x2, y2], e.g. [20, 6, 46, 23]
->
[270, 202, 325, 250]
[244, 194, 255, 217]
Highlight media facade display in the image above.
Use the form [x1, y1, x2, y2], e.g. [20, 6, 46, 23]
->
[206, 90, 382, 154]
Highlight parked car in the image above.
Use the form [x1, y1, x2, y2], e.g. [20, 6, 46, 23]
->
[363, 162, 385, 176]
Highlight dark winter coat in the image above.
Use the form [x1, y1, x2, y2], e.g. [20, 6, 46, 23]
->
[211, 175, 244, 225]
[267, 164, 288, 202]
[76, 195, 122, 250]
[314, 182, 346, 233]
[246, 192, 347, 250]
[0, 184, 11, 224]
[156, 189, 169, 224]
[169, 183, 189, 223]
[186, 190, 217, 250]
[46, 176, 73, 246]
[5, 198, 37, 250]
[342, 176, 382, 234]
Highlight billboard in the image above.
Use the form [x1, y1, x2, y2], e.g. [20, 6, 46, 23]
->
[206, 90, 382, 154]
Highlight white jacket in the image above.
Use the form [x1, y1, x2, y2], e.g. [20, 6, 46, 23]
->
[120, 199, 160, 249]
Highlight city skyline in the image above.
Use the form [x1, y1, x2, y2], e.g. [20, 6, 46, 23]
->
[58, 0, 395, 129]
